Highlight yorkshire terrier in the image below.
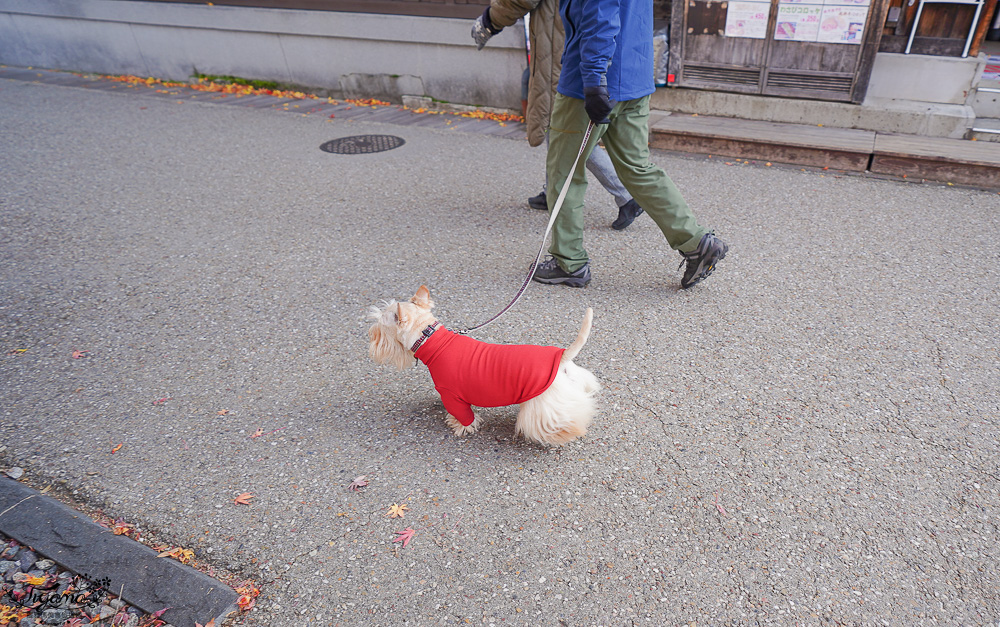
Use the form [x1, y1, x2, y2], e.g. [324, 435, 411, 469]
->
[367, 286, 600, 446]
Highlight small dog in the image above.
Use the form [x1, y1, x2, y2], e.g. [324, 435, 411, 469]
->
[367, 286, 600, 446]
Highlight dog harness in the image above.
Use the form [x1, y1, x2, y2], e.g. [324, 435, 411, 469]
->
[414, 326, 565, 426]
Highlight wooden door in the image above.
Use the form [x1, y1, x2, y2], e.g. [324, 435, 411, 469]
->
[671, 0, 889, 102]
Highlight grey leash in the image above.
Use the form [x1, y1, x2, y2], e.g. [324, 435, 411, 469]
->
[456, 120, 596, 335]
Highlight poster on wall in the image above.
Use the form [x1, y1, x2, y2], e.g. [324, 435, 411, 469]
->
[816, 4, 868, 43]
[774, 3, 822, 41]
[724, 1, 771, 38]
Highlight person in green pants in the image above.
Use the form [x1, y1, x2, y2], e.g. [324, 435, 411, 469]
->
[532, 0, 728, 289]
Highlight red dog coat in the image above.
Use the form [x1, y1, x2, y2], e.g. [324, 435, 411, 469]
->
[414, 326, 565, 426]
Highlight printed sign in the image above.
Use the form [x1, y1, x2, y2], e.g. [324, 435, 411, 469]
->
[724, 1, 771, 38]
[774, 3, 822, 41]
[816, 4, 868, 43]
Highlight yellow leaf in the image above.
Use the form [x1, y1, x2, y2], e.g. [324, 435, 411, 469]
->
[386, 503, 409, 518]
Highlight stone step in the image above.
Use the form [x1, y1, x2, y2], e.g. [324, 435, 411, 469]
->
[649, 113, 1000, 188]
[970, 117, 1000, 142]
[971, 85, 1000, 119]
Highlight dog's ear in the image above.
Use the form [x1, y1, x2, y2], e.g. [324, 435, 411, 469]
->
[411, 285, 433, 310]
[396, 302, 407, 326]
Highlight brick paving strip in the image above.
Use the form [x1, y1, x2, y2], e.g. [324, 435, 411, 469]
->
[0, 477, 238, 627]
[0, 65, 529, 140]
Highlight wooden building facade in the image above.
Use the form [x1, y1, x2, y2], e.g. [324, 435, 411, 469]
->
[141, 0, 996, 104]
[665, 0, 997, 102]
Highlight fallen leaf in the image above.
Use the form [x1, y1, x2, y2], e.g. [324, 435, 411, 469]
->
[386, 503, 409, 518]
[217, 409, 229, 416]
[23, 574, 47, 586]
[234, 492, 254, 506]
[111, 443, 124, 454]
[393, 527, 416, 548]
[151, 607, 171, 619]
[195, 620, 215, 627]
[348, 475, 368, 492]
[250, 428, 264, 439]
[714, 490, 728, 517]
[157, 547, 195, 563]
[72, 350, 89, 359]
[152, 397, 171, 406]
[111, 519, 135, 535]
[237, 593, 256, 611]
[235, 580, 260, 611]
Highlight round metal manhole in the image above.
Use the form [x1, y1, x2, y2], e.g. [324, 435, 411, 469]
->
[320, 134, 405, 155]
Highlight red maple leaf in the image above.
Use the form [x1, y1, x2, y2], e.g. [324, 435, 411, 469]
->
[393, 528, 415, 548]
[348, 475, 368, 492]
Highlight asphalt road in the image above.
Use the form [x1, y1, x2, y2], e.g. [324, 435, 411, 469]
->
[1, 76, 999, 626]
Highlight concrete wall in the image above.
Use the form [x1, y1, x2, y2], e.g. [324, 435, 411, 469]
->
[0, 0, 528, 110]
[865, 52, 984, 105]
[649, 52, 984, 137]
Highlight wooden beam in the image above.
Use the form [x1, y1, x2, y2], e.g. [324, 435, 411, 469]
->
[969, 0, 998, 56]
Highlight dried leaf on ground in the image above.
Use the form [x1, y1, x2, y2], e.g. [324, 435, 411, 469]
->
[156, 547, 195, 564]
[234, 492, 254, 506]
[393, 528, 416, 548]
[72, 350, 90, 359]
[111, 443, 123, 454]
[111, 519, 135, 535]
[348, 475, 368, 491]
[250, 428, 264, 439]
[195, 620, 215, 627]
[235, 580, 260, 612]
[386, 503, 409, 518]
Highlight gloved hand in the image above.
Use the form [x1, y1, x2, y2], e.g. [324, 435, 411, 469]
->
[472, 7, 503, 50]
[583, 86, 613, 124]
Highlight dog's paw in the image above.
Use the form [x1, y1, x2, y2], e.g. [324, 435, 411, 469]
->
[445, 413, 480, 437]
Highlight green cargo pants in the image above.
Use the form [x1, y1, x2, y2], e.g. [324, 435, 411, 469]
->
[546, 93, 707, 273]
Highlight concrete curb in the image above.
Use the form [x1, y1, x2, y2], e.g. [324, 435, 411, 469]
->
[0, 478, 238, 627]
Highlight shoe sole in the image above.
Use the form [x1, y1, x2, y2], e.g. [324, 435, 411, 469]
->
[528, 202, 548, 211]
[681, 245, 728, 289]
[531, 274, 591, 288]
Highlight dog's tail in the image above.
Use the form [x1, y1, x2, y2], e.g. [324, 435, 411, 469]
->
[561, 307, 593, 363]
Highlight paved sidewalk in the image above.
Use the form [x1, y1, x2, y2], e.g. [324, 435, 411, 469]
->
[1, 69, 999, 627]
[4, 65, 999, 191]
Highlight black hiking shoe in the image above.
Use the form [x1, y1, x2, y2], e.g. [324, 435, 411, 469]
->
[528, 191, 548, 211]
[611, 199, 644, 230]
[532, 257, 591, 287]
[678, 232, 728, 289]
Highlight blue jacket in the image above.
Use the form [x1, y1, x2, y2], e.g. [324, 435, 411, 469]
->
[557, 0, 655, 102]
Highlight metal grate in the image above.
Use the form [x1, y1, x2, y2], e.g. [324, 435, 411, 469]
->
[320, 135, 406, 154]
[683, 65, 762, 86]
[765, 72, 853, 95]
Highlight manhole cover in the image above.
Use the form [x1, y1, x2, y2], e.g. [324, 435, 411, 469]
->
[320, 134, 405, 154]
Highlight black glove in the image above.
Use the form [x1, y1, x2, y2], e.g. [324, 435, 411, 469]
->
[583, 86, 613, 124]
[472, 7, 503, 50]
